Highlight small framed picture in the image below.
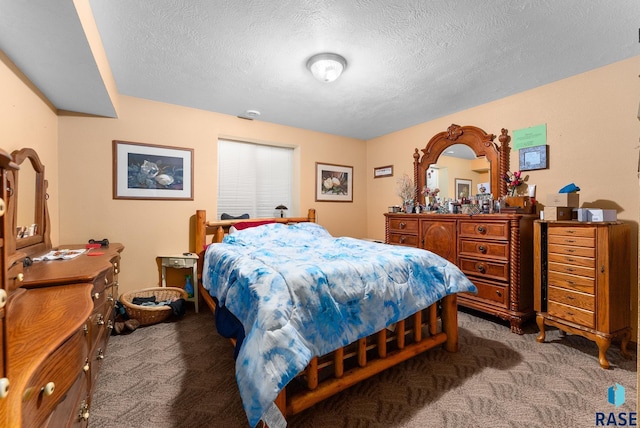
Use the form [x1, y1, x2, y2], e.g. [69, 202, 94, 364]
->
[519, 145, 548, 171]
[113, 140, 194, 200]
[373, 165, 393, 178]
[455, 178, 472, 199]
[316, 162, 353, 202]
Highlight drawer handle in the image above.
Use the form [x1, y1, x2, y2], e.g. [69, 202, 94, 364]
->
[42, 381, 55, 397]
[0, 289, 6, 309]
[105, 277, 109, 285]
[566, 280, 575, 285]
[0, 378, 9, 399]
[566, 268, 575, 272]
[399, 236, 406, 243]
[565, 239, 576, 243]
[476, 226, 486, 234]
[566, 311, 575, 316]
[495, 290, 502, 297]
[107, 320, 113, 330]
[107, 294, 114, 302]
[97, 349, 105, 360]
[16, 273, 23, 282]
[566, 249, 576, 253]
[476, 263, 486, 273]
[83, 324, 89, 335]
[399, 222, 406, 229]
[79, 402, 90, 421]
[565, 296, 574, 300]
[83, 361, 90, 372]
[115, 268, 119, 274]
[93, 292, 100, 300]
[478, 245, 487, 254]
[96, 314, 105, 326]
[566, 230, 576, 234]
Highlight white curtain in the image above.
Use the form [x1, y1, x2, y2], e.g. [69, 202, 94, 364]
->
[217, 140, 293, 219]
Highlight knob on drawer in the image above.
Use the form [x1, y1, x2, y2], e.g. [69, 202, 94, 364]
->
[42, 381, 55, 396]
[478, 245, 487, 254]
[0, 378, 9, 399]
[0, 289, 6, 309]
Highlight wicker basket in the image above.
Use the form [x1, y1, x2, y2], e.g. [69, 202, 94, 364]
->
[119, 287, 188, 326]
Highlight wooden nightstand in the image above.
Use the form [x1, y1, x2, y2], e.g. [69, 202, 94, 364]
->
[158, 253, 199, 313]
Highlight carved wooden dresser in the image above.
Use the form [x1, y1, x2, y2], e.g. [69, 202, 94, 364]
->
[385, 212, 535, 333]
[0, 147, 122, 426]
[386, 124, 536, 333]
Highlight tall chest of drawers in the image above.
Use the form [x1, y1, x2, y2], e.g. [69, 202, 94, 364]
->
[385, 213, 535, 333]
[533, 221, 631, 368]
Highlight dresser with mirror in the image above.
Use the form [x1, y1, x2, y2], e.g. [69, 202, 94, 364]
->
[385, 124, 536, 333]
[0, 147, 122, 426]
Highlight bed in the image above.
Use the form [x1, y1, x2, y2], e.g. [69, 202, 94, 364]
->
[194, 209, 476, 427]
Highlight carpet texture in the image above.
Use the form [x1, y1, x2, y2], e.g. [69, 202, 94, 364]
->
[88, 308, 637, 428]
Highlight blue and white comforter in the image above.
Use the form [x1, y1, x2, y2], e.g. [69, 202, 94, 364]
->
[202, 222, 476, 427]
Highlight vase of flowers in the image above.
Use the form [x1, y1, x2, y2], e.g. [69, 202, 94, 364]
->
[396, 173, 415, 212]
[503, 170, 533, 212]
[421, 185, 440, 210]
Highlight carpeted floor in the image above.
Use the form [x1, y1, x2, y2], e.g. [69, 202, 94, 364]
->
[88, 308, 637, 428]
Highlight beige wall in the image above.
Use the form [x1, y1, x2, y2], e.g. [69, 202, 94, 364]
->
[58, 96, 366, 294]
[2, 43, 638, 338]
[0, 52, 60, 246]
[366, 55, 640, 337]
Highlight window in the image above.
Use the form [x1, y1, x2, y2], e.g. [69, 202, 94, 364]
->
[217, 140, 293, 219]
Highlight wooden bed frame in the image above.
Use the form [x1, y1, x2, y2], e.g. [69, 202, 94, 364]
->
[194, 208, 460, 423]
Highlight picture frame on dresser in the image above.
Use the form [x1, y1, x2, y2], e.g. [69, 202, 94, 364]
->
[315, 162, 353, 202]
[112, 140, 194, 200]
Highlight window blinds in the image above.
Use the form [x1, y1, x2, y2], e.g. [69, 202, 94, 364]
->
[217, 140, 293, 219]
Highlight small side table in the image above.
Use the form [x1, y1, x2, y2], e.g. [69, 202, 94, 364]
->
[158, 253, 199, 313]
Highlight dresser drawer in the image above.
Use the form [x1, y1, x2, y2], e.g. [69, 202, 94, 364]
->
[459, 257, 509, 282]
[459, 239, 509, 260]
[22, 328, 88, 427]
[459, 220, 509, 241]
[461, 277, 508, 308]
[548, 286, 594, 311]
[548, 271, 594, 294]
[7, 263, 23, 293]
[548, 262, 595, 279]
[548, 301, 594, 328]
[42, 372, 88, 428]
[387, 233, 419, 247]
[548, 226, 596, 238]
[547, 252, 595, 268]
[547, 243, 595, 258]
[548, 235, 594, 248]
[387, 218, 419, 233]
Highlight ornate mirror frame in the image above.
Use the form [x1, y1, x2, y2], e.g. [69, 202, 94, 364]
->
[413, 124, 511, 204]
[8, 148, 51, 257]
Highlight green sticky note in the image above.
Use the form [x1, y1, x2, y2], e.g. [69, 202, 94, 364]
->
[513, 124, 547, 150]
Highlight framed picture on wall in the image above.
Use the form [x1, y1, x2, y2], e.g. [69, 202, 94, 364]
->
[455, 178, 472, 199]
[316, 162, 353, 202]
[113, 140, 194, 200]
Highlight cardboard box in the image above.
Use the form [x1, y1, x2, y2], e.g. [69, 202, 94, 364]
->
[587, 209, 617, 222]
[547, 193, 580, 207]
[543, 206, 574, 221]
[574, 208, 589, 222]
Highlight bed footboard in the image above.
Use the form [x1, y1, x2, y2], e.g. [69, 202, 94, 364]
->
[199, 281, 458, 420]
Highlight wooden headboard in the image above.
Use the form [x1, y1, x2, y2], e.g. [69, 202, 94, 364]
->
[194, 208, 317, 280]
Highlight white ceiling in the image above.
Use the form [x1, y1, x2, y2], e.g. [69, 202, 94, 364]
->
[1, 1, 638, 140]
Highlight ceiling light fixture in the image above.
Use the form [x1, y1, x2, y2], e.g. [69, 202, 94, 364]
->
[306, 53, 347, 83]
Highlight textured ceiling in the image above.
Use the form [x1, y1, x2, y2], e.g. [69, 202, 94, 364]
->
[1, 1, 639, 140]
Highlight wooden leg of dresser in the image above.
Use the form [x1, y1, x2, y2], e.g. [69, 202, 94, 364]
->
[594, 335, 611, 369]
[535, 314, 546, 343]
